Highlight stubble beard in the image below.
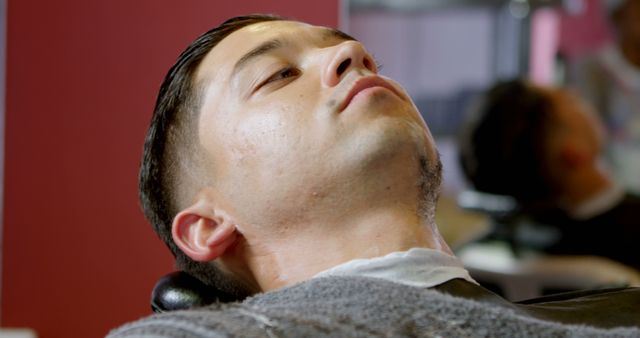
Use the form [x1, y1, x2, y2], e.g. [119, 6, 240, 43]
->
[417, 153, 443, 227]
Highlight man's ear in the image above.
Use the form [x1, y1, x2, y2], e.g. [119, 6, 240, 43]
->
[172, 199, 239, 262]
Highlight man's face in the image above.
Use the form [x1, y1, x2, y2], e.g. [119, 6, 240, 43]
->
[549, 89, 604, 154]
[194, 20, 437, 228]
[542, 88, 605, 177]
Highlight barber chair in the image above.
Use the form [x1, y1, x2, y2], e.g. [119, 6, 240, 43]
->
[456, 190, 640, 301]
[151, 271, 246, 313]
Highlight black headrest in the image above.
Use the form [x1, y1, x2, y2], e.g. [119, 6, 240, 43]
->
[151, 271, 229, 313]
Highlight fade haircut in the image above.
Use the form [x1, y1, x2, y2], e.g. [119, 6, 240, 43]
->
[139, 14, 283, 298]
[459, 79, 557, 211]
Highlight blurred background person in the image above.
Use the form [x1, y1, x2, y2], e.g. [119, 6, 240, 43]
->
[459, 79, 640, 270]
[341, 0, 640, 300]
[571, 0, 640, 194]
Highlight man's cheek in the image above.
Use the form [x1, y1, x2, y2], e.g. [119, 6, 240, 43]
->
[234, 114, 301, 160]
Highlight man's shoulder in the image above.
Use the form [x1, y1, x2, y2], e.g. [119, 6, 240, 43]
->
[534, 192, 640, 228]
[107, 277, 640, 337]
[517, 283, 640, 305]
[436, 278, 640, 328]
[590, 192, 640, 227]
[106, 303, 269, 338]
[616, 192, 640, 210]
[515, 285, 640, 328]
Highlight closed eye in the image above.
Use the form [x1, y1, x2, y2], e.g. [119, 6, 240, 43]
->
[259, 67, 301, 89]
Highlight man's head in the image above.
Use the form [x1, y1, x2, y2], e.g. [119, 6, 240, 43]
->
[140, 15, 283, 296]
[141, 15, 442, 292]
[611, 0, 640, 67]
[460, 80, 603, 209]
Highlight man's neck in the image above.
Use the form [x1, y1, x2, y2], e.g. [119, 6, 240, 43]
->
[241, 206, 450, 291]
[221, 146, 446, 292]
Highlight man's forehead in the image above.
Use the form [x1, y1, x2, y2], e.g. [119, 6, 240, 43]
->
[239, 20, 312, 37]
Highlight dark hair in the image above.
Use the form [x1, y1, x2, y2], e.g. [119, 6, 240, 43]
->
[139, 14, 283, 297]
[459, 79, 556, 208]
[610, 0, 630, 26]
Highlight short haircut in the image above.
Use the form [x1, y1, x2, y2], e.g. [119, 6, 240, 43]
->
[459, 79, 557, 209]
[139, 14, 283, 297]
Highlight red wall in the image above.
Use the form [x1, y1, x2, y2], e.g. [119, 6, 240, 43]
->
[1, 1, 338, 337]
[558, 0, 613, 60]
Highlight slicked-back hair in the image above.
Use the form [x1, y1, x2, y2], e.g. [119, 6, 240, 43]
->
[139, 14, 283, 297]
[459, 79, 557, 210]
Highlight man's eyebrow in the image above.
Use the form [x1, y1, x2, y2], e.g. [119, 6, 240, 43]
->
[323, 28, 357, 42]
[233, 39, 284, 76]
[231, 28, 356, 78]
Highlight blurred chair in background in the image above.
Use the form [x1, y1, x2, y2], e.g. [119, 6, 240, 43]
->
[456, 189, 640, 301]
[456, 79, 640, 299]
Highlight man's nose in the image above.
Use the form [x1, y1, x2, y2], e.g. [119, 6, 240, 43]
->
[322, 41, 377, 87]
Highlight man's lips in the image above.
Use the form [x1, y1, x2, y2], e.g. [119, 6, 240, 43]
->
[338, 76, 403, 112]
